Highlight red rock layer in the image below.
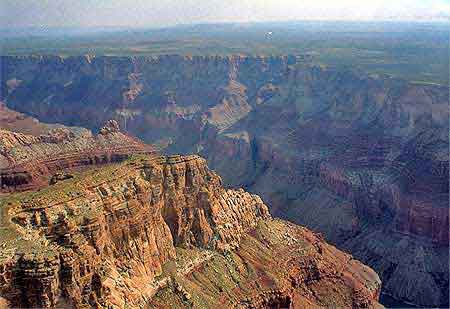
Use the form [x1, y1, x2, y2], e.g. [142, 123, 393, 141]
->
[0, 121, 154, 192]
[0, 155, 381, 308]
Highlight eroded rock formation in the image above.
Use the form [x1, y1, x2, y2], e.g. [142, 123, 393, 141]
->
[1, 55, 447, 306]
[0, 119, 154, 192]
[0, 154, 381, 308]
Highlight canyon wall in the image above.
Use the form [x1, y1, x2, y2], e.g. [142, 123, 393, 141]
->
[1, 55, 448, 306]
[0, 153, 381, 308]
[0, 118, 154, 192]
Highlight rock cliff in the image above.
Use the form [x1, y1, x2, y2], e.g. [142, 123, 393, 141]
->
[0, 118, 154, 192]
[1, 54, 447, 306]
[0, 154, 381, 308]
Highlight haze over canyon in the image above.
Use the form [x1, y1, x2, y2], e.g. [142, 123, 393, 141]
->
[0, 53, 448, 308]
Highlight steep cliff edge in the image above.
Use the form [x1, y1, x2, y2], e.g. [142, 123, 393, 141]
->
[2, 54, 444, 306]
[0, 119, 154, 192]
[0, 154, 381, 308]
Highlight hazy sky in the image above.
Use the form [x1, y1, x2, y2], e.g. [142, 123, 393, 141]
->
[1, 0, 450, 28]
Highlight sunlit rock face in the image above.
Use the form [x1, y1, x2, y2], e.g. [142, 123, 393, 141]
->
[0, 118, 154, 192]
[1, 55, 448, 307]
[0, 154, 381, 308]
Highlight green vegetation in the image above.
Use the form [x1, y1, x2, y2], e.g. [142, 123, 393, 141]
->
[2, 21, 448, 85]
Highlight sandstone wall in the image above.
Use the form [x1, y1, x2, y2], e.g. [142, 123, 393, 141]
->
[0, 155, 270, 307]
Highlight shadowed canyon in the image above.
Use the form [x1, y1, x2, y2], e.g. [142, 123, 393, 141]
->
[0, 114, 382, 308]
[1, 54, 448, 307]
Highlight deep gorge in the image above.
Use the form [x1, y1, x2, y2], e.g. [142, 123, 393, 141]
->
[1, 55, 448, 307]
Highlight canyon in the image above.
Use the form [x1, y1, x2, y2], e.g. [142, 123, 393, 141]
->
[1, 54, 448, 307]
[0, 117, 382, 307]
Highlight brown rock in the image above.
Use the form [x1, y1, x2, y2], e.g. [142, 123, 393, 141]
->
[0, 122, 154, 192]
[0, 154, 381, 308]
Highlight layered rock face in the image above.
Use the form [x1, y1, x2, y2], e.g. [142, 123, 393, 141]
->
[0, 154, 381, 308]
[0, 55, 302, 152]
[0, 118, 154, 192]
[1, 55, 448, 306]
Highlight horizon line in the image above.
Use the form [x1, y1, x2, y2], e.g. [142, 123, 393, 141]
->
[1, 18, 449, 32]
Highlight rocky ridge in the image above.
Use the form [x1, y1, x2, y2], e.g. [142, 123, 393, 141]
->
[0, 119, 154, 192]
[0, 153, 381, 308]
